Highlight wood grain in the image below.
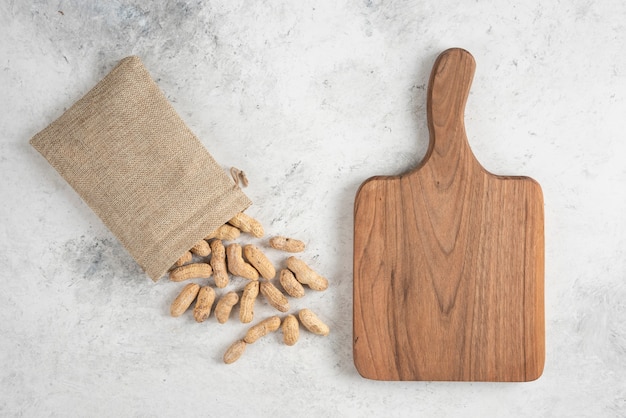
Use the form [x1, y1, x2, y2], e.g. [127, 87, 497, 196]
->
[353, 48, 545, 381]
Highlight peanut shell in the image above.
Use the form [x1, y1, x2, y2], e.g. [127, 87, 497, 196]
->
[244, 316, 281, 344]
[279, 269, 305, 298]
[193, 286, 215, 323]
[244, 244, 276, 280]
[229, 212, 264, 238]
[282, 314, 299, 346]
[227, 243, 259, 281]
[269, 236, 305, 253]
[170, 283, 201, 317]
[223, 340, 247, 364]
[169, 263, 213, 282]
[298, 308, 330, 336]
[239, 281, 259, 323]
[215, 291, 239, 324]
[190, 240, 211, 257]
[286, 257, 328, 291]
[210, 240, 229, 288]
[260, 281, 289, 312]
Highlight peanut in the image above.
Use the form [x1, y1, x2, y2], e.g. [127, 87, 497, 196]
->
[260, 281, 289, 312]
[193, 286, 215, 323]
[223, 339, 247, 364]
[227, 243, 259, 281]
[286, 257, 328, 291]
[174, 251, 193, 267]
[229, 212, 264, 238]
[243, 244, 276, 279]
[279, 268, 305, 298]
[269, 236, 305, 253]
[209, 240, 229, 288]
[239, 281, 259, 323]
[244, 316, 281, 344]
[170, 283, 201, 317]
[282, 314, 299, 346]
[298, 309, 330, 336]
[206, 224, 240, 241]
[190, 239, 211, 257]
[170, 263, 213, 282]
[215, 291, 239, 324]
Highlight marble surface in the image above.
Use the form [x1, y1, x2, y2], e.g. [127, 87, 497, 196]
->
[1, 1, 625, 416]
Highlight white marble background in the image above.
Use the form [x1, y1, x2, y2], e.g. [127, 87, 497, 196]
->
[1, 1, 625, 416]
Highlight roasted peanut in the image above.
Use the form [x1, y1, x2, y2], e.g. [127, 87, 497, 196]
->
[215, 291, 239, 324]
[239, 281, 259, 323]
[279, 268, 305, 298]
[243, 244, 275, 280]
[286, 257, 328, 291]
[170, 283, 201, 317]
[269, 236, 305, 253]
[228, 212, 264, 238]
[227, 243, 259, 280]
[244, 316, 281, 344]
[210, 240, 229, 288]
[169, 263, 213, 282]
[298, 308, 330, 336]
[174, 251, 192, 267]
[282, 314, 299, 346]
[206, 224, 240, 241]
[190, 239, 211, 257]
[193, 286, 215, 323]
[260, 281, 289, 312]
[223, 339, 247, 364]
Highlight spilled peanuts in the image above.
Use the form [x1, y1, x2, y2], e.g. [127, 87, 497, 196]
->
[228, 212, 264, 238]
[215, 291, 239, 324]
[170, 283, 200, 317]
[209, 240, 229, 288]
[223, 340, 247, 364]
[166, 211, 330, 365]
[174, 251, 192, 267]
[260, 281, 289, 312]
[279, 269, 305, 298]
[243, 316, 281, 344]
[269, 236, 305, 253]
[169, 263, 212, 282]
[227, 243, 259, 281]
[190, 240, 211, 257]
[298, 308, 330, 336]
[193, 286, 215, 323]
[286, 257, 328, 291]
[282, 314, 299, 346]
[239, 281, 259, 323]
[243, 244, 275, 280]
[206, 224, 240, 241]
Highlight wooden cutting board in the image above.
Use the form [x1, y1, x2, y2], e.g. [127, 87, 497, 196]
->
[353, 48, 544, 381]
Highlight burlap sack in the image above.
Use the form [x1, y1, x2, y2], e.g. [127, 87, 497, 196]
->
[30, 56, 251, 280]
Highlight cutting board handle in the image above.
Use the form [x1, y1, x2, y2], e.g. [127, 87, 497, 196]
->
[426, 48, 476, 164]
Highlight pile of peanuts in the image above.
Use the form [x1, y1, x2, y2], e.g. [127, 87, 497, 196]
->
[168, 211, 330, 364]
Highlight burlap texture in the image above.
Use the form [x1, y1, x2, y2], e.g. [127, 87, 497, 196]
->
[30, 56, 251, 280]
